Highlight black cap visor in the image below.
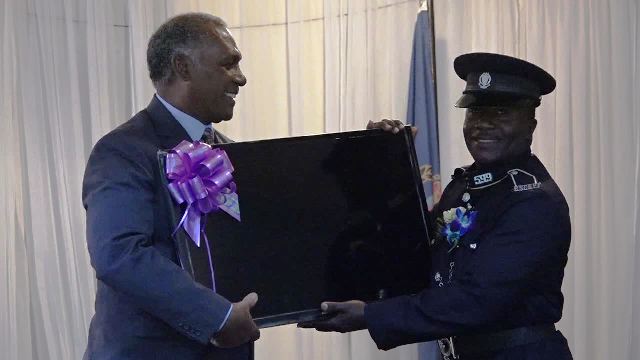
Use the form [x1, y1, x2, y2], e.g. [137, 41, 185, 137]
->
[455, 92, 540, 108]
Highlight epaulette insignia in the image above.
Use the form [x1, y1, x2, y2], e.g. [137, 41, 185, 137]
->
[508, 169, 541, 192]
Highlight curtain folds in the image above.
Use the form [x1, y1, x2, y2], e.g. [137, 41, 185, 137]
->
[0, 1, 638, 359]
[2, 0, 139, 357]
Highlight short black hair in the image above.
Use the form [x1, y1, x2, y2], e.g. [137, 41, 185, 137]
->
[147, 13, 225, 85]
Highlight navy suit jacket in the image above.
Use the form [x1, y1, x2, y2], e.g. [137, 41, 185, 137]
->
[82, 96, 253, 359]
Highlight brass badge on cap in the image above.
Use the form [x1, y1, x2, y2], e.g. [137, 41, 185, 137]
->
[478, 72, 492, 89]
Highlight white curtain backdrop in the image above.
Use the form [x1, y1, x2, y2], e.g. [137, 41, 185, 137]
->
[0, 0, 638, 359]
[1, 0, 130, 358]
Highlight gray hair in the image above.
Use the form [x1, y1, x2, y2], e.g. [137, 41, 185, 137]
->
[147, 13, 225, 86]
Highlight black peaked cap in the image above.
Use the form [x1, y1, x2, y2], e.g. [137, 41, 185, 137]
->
[454, 52, 556, 108]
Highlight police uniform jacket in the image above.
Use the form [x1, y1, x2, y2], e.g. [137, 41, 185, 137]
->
[364, 153, 572, 359]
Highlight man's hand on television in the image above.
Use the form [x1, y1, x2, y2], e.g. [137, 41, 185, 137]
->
[297, 300, 367, 333]
[367, 119, 418, 138]
[212, 292, 261, 348]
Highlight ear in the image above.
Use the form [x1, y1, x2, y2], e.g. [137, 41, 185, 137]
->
[171, 53, 195, 82]
[524, 118, 538, 146]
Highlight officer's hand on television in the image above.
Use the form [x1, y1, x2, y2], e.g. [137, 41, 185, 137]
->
[297, 300, 367, 333]
[212, 292, 260, 348]
[367, 119, 418, 138]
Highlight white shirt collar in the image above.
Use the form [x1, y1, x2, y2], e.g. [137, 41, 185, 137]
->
[155, 94, 213, 141]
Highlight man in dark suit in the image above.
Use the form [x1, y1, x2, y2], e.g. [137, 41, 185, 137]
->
[300, 53, 573, 359]
[82, 13, 259, 359]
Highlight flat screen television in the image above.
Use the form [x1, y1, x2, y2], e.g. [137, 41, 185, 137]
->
[159, 128, 432, 328]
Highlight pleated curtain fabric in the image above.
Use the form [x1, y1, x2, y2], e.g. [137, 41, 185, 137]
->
[1, 1, 638, 360]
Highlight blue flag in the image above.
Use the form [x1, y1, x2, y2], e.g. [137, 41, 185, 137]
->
[408, 8, 441, 211]
[407, 7, 442, 360]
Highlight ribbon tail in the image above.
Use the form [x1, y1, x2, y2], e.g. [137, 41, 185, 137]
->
[171, 205, 202, 247]
[172, 204, 191, 238]
[201, 230, 216, 292]
[184, 207, 202, 247]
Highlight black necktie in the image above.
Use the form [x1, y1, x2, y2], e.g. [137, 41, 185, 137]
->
[200, 127, 216, 145]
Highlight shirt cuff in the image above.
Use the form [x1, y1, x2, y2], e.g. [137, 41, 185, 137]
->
[210, 303, 233, 344]
[218, 303, 233, 332]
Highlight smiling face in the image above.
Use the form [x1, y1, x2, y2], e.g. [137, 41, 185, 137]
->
[463, 105, 537, 167]
[184, 24, 246, 123]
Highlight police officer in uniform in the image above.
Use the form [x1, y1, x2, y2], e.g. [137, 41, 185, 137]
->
[299, 52, 573, 360]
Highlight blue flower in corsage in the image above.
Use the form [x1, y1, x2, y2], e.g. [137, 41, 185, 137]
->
[441, 206, 478, 252]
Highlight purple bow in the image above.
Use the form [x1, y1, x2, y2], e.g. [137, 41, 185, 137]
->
[165, 140, 237, 291]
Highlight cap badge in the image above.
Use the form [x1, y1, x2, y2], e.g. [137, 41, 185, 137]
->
[478, 72, 492, 89]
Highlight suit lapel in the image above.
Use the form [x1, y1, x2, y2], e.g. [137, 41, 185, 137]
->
[146, 96, 196, 276]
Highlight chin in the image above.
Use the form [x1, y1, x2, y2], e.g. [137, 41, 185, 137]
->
[470, 153, 501, 167]
[212, 113, 234, 123]
[476, 160, 499, 168]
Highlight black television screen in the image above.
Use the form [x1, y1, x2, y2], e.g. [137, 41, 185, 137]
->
[161, 128, 431, 327]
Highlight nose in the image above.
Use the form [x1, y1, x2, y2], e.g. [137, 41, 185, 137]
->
[234, 69, 247, 87]
[475, 117, 496, 129]
[469, 111, 497, 129]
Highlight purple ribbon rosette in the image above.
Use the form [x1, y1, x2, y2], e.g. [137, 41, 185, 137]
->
[165, 140, 240, 292]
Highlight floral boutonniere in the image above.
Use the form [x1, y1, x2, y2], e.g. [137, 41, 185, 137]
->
[439, 205, 478, 253]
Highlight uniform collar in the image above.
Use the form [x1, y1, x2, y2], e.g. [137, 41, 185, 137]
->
[454, 152, 533, 189]
[155, 94, 213, 141]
